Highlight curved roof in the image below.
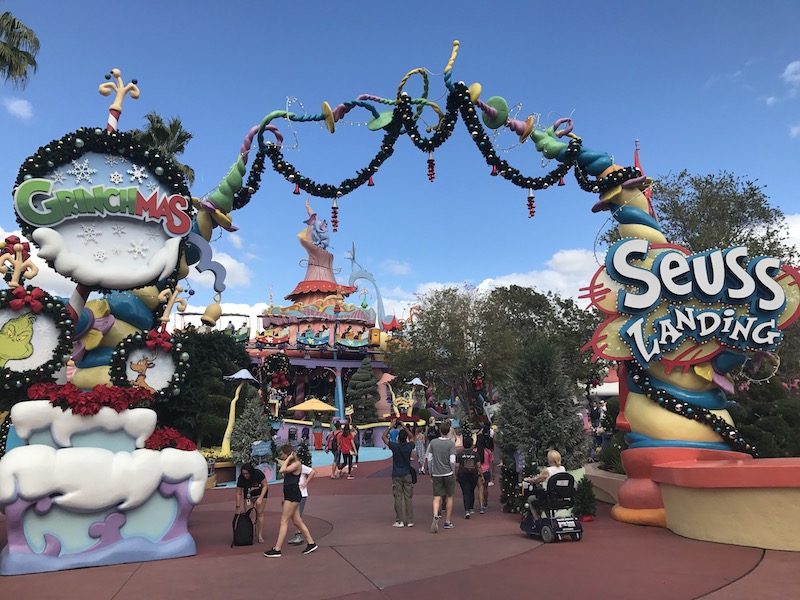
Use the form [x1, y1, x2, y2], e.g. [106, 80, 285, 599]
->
[285, 280, 357, 301]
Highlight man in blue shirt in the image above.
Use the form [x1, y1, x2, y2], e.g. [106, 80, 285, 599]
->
[382, 419, 415, 527]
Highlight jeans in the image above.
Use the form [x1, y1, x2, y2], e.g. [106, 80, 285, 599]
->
[392, 474, 414, 524]
[458, 473, 478, 511]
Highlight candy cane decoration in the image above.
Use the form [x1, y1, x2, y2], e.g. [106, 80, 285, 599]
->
[98, 68, 140, 133]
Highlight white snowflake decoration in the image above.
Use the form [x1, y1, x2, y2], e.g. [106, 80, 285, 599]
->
[146, 228, 160, 241]
[127, 164, 149, 184]
[112, 248, 121, 255]
[146, 181, 159, 193]
[112, 225, 126, 237]
[127, 240, 148, 259]
[109, 171, 124, 185]
[105, 154, 128, 166]
[67, 159, 97, 184]
[93, 250, 107, 262]
[77, 224, 101, 245]
[51, 172, 65, 185]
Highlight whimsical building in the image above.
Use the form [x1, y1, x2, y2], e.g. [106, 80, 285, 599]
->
[248, 200, 393, 418]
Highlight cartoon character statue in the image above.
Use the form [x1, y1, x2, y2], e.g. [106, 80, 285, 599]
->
[0, 313, 35, 368]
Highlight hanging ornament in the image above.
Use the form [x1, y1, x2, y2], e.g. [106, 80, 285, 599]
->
[331, 198, 339, 232]
[490, 164, 498, 176]
[558, 176, 565, 186]
[527, 189, 536, 218]
[427, 152, 436, 182]
[367, 175, 374, 187]
[293, 183, 300, 195]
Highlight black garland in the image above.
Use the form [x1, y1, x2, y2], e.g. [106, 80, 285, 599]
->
[0, 412, 11, 460]
[235, 82, 645, 207]
[13, 128, 192, 293]
[628, 362, 757, 457]
[0, 286, 73, 391]
[108, 332, 189, 402]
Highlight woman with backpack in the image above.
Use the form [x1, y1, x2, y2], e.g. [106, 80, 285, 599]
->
[338, 424, 356, 479]
[235, 464, 267, 543]
[454, 433, 479, 519]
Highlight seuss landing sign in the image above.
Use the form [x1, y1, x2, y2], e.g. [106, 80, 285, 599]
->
[582, 239, 800, 369]
[14, 136, 193, 291]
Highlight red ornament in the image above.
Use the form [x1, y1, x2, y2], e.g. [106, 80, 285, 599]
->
[293, 183, 300, 195]
[490, 164, 498, 176]
[527, 190, 536, 218]
[427, 152, 436, 182]
[367, 175, 374, 187]
[331, 199, 339, 232]
[558, 176, 565, 186]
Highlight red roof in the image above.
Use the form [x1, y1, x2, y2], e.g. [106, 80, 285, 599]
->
[382, 315, 402, 331]
[285, 280, 357, 301]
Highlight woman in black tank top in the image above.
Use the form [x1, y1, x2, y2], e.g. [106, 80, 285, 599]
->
[263, 444, 317, 558]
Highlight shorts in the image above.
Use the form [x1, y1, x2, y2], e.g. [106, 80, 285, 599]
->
[482, 471, 491, 483]
[333, 450, 341, 464]
[284, 484, 302, 503]
[432, 474, 455, 497]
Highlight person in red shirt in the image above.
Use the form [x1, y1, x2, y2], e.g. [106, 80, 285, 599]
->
[338, 424, 357, 479]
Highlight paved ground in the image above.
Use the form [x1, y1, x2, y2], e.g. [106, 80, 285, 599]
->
[1, 458, 798, 600]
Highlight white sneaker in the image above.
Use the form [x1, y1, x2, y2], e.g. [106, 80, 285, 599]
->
[287, 534, 304, 545]
[488, 481, 494, 487]
[392, 521, 404, 527]
[406, 522, 414, 527]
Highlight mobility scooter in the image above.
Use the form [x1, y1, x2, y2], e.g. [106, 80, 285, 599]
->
[520, 472, 583, 543]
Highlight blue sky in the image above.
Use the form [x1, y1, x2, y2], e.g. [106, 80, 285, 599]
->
[1, 0, 799, 330]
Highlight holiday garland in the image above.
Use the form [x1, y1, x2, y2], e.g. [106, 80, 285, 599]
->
[108, 329, 189, 402]
[628, 362, 757, 457]
[262, 352, 294, 389]
[145, 426, 197, 451]
[0, 286, 73, 391]
[27, 382, 154, 416]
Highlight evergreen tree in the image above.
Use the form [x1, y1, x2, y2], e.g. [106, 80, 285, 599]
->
[496, 339, 590, 501]
[573, 476, 597, 518]
[230, 394, 274, 466]
[296, 439, 312, 467]
[499, 449, 536, 513]
[345, 357, 379, 424]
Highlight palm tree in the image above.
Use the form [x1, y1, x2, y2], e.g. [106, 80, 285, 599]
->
[0, 9, 40, 89]
[131, 112, 196, 186]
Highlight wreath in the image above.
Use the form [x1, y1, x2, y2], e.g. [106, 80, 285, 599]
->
[108, 327, 189, 402]
[0, 286, 73, 391]
[263, 352, 294, 389]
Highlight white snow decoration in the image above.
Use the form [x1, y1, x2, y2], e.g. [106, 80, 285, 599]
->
[11, 401, 157, 448]
[109, 171, 124, 185]
[127, 164, 148, 184]
[93, 250, 107, 262]
[32, 227, 181, 289]
[112, 225, 126, 237]
[66, 159, 97, 184]
[127, 240, 147, 259]
[104, 154, 127, 166]
[77, 224, 101, 244]
[0, 446, 207, 511]
[51, 172, 65, 185]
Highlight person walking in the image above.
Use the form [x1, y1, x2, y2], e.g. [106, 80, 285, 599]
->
[476, 431, 495, 513]
[338, 424, 356, 479]
[287, 461, 317, 546]
[455, 433, 479, 519]
[414, 425, 427, 474]
[326, 421, 342, 479]
[352, 424, 361, 468]
[263, 445, 317, 557]
[382, 418, 415, 527]
[425, 420, 456, 533]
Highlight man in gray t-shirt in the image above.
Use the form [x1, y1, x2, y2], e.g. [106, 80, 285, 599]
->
[425, 420, 456, 533]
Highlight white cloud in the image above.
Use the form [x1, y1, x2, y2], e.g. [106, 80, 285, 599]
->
[765, 96, 777, 106]
[790, 124, 800, 138]
[476, 248, 601, 306]
[785, 214, 800, 250]
[228, 233, 243, 249]
[781, 60, 800, 86]
[2, 97, 33, 120]
[188, 251, 253, 289]
[382, 259, 411, 276]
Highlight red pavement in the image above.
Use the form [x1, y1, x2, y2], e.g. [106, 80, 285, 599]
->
[1, 458, 798, 600]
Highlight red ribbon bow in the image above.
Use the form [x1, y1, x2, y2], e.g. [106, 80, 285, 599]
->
[9, 286, 45, 313]
[145, 328, 173, 352]
[4, 235, 31, 261]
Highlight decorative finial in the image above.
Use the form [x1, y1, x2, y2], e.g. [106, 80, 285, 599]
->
[157, 285, 187, 324]
[98, 68, 140, 132]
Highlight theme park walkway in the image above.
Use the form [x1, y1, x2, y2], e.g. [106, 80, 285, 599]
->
[1, 458, 797, 600]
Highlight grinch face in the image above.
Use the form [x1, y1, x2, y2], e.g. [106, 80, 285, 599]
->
[0, 313, 35, 367]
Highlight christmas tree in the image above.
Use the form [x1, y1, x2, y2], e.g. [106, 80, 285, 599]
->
[345, 357, 379, 424]
[499, 449, 536, 513]
[296, 439, 312, 467]
[230, 394, 274, 466]
[573, 476, 597, 519]
[496, 340, 591, 512]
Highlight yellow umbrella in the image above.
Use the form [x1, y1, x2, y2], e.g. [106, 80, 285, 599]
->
[289, 397, 338, 412]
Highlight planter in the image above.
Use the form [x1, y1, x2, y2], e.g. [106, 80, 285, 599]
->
[579, 515, 595, 522]
[214, 461, 236, 484]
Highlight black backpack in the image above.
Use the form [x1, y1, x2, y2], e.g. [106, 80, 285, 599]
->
[231, 508, 255, 547]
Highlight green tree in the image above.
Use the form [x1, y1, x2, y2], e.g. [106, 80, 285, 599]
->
[296, 439, 312, 467]
[496, 340, 590, 476]
[345, 357, 379, 424]
[154, 331, 251, 446]
[650, 170, 796, 261]
[131, 112, 196, 185]
[0, 9, 39, 89]
[729, 379, 800, 458]
[230, 394, 273, 466]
